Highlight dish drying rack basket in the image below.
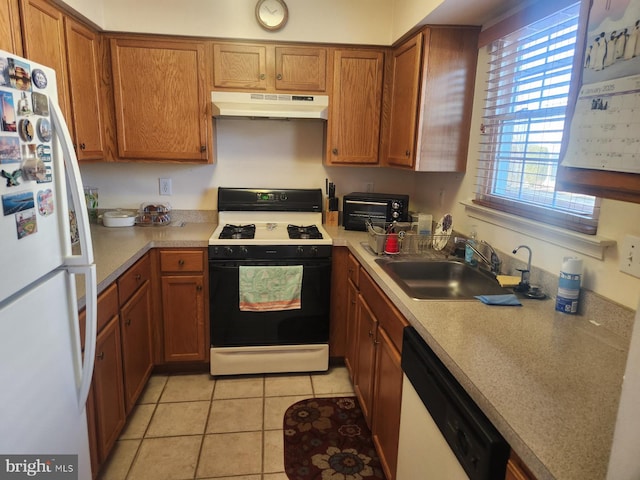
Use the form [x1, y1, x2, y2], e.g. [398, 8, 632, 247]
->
[366, 221, 451, 255]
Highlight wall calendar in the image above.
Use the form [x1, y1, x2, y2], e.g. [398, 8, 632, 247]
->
[561, 0, 640, 174]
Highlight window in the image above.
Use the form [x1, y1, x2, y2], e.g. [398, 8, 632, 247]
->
[476, 2, 599, 234]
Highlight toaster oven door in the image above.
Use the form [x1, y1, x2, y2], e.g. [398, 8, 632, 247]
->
[343, 199, 389, 231]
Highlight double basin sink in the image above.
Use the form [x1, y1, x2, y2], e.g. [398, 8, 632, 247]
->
[374, 258, 510, 300]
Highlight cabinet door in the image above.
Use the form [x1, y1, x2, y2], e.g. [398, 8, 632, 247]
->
[415, 27, 478, 172]
[354, 294, 377, 425]
[0, 0, 22, 55]
[327, 49, 384, 165]
[385, 32, 422, 168]
[64, 18, 104, 161]
[20, 0, 71, 120]
[161, 275, 206, 362]
[93, 315, 126, 462]
[212, 43, 270, 90]
[275, 46, 327, 92]
[372, 327, 403, 480]
[344, 278, 359, 379]
[120, 281, 153, 412]
[110, 37, 210, 162]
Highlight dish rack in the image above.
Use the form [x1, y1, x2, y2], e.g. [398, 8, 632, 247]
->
[366, 221, 452, 255]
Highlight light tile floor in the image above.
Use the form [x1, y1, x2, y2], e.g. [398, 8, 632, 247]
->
[98, 366, 355, 480]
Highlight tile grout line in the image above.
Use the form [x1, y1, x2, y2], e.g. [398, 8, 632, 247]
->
[192, 374, 216, 480]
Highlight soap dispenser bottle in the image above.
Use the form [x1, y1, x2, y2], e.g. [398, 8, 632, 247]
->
[465, 226, 477, 266]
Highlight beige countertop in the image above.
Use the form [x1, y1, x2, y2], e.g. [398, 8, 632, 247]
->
[84, 220, 629, 480]
[325, 225, 629, 480]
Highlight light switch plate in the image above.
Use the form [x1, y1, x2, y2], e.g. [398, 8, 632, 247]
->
[620, 234, 640, 278]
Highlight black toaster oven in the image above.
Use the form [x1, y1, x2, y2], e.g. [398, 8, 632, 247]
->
[342, 192, 410, 231]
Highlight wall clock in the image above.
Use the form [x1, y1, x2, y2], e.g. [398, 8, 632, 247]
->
[255, 0, 288, 32]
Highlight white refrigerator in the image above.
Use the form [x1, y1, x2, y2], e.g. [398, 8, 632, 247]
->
[0, 50, 97, 478]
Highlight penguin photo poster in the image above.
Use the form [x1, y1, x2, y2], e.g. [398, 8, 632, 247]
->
[562, 0, 640, 174]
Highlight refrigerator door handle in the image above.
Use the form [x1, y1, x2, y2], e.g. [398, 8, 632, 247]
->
[49, 100, 94, 266]
[68, 264, 97, 410]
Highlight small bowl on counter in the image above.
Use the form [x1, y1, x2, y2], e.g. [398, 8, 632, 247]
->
[102, 209, 137, 227]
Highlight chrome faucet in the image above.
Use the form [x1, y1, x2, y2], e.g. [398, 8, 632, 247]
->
[454, 238, 502, 275]
[512, 245, 532, 290]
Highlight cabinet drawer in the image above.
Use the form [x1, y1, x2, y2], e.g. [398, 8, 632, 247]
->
[347, 254, 360, 288]
[98, 283, 119, 332]
[360, 268, 408, 353]
[159, 249, 204, 273]
[118, 254, 151, 306]
[79, 282, 119, 350]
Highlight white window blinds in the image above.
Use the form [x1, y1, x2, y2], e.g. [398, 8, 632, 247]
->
[476, 2, 599, 234]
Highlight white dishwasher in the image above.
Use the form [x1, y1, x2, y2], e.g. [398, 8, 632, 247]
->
[397, 327, 509, 480]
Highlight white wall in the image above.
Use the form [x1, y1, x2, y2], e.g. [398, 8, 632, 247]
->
[411, 46, 640, 311]
[79, 118, 417, 211]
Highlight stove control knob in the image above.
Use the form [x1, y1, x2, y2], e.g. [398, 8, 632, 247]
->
[239, 246, 248, 256]
[224, 247, 234, 256]
[310, 246, 318, 257]
[296, 246, 305, 256]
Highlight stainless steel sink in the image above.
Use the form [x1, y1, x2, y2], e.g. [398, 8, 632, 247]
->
[374, 258, 510, 300]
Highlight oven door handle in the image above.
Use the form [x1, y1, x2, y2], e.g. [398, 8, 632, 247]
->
[344, 199, 388, 207]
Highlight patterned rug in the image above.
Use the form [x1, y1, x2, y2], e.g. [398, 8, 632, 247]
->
[283, 397, 386, 480]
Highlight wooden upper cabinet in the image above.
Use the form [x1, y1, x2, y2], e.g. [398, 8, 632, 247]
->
[0, 0, 22, 55]
[65, 18, 105, 161]
[212, 42, 327, 93]
[384, 27, 479, 171]
[327, 49, 384, 165]
[20, 0, 71, 119]
[415, 27, 478, 172]
[110, 37, 211, 162]
[385, 33, 422, 168]
[275, 46, 326, 92]
[212, 43, 269, 90]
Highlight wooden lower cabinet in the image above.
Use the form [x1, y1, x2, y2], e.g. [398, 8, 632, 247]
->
[353, 294, 378, 424]
[372, 327, 403, 480]
[161, 275, 206, 362]
[119, 280, 153, 412]
[158, 248, 208, 364]
[343, 257, 407, 480]
[505, 452, 537, 480]
[92, 314, 126, 461]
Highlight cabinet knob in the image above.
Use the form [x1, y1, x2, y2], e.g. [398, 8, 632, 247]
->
[332, 148, 338, 155]
[276, 73, 283, 80]
[80, 143, 86, 150]
[135, 274, 142, 281]
[97, 352, 105, 360]
[405, 150, 411, 157]
[200, 145, 206, 153]
[260, 73, 266, 80]
[368, 330, 374, 338]
[125, 318, 132, 326]
[178, 259, 185, 266]
[196, 285, 203, 291]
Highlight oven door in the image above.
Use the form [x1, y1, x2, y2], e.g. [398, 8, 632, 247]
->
[209, 258, 331, 348]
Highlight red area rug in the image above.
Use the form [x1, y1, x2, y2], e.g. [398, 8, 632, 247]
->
[283, 396, 386, 480]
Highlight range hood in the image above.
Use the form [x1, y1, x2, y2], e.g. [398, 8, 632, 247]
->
[211, 91, 329, 120]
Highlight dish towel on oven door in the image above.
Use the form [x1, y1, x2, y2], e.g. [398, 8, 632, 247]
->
[239, 265, 303, 311]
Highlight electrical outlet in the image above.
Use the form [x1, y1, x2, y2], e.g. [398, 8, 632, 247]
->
[365, 182, 374, 192]
[159, 178, 172, 196]
[620, 234, 640, 278]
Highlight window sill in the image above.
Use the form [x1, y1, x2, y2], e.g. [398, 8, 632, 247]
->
[461, 200, 616, 259]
